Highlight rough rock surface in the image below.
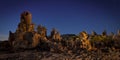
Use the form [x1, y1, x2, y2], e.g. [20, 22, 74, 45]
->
[9, 11, 42, 49]
[79, 31, 92, 50]
[50, 28, 61, 41]
[37, 25, 47, 41]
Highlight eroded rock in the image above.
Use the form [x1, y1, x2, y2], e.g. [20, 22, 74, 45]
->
[79, 31, 92, 50]
[50, 28, 61, 41]
[9, 11, 41, 49]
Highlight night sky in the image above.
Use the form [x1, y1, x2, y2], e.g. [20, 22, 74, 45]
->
[0, 0, 120, 40]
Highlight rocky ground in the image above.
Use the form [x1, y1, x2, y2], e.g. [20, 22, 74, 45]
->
[0, 49, 120, 60]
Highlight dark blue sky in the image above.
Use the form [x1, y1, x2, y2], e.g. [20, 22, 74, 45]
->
[0, 0, 120, 40]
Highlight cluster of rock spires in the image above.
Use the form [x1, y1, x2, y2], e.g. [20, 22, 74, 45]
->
[1, 11, 120, 60]
[8, 11, 62, 50]
[1, 11, 120, 53]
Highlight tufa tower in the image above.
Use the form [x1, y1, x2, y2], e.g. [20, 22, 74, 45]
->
[16, 11, 34, 33]
[9, 11, 40, 49]
[8, 11, 61, 49]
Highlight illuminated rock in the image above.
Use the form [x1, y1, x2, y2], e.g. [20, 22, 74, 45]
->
[79, 31, 92, 50]
[20, 11, 32, 25]
[50, 28, 61, 41]
[16, 11, 34, 33]
[37, 25, 47, 41]
[9, 11, 40, 49]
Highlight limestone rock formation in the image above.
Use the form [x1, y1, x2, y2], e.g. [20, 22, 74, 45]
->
[79, 31, 92, 50]
[9, 11, 41, 49]
[37, 25, 47, 41]
[16, 11, 34, 33]
[50, 28, 61, 41]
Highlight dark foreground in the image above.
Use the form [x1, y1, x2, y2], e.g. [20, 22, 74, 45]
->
[0, 49, 120, 60]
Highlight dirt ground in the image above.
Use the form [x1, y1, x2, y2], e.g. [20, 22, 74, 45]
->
[0, 49, 120, 60]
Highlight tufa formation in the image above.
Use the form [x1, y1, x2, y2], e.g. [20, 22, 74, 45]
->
[7, 11, 120, 52]
[8, 11, 61, 49]
[1, 11, 120, 60]
[0, 11, 120, 60]
[9, 11, 40, 49]
[8, 11, 91, 51]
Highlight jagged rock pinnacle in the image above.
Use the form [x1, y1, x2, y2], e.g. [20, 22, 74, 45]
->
[20, 11, 32, 25]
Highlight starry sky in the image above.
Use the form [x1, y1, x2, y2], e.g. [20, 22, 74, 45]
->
[0, 0, 120, 40]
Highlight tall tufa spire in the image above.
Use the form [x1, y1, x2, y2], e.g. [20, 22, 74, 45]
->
[20, 11, 32, 25]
